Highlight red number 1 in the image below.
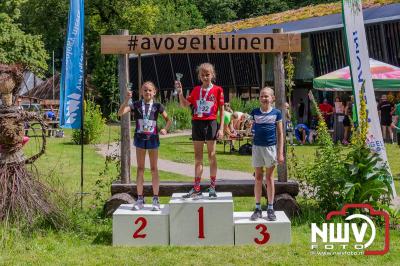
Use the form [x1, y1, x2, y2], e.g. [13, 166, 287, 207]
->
[133, 217, 147, 239]
[254, 224, 270, 245]
[198, 207, 205, 239]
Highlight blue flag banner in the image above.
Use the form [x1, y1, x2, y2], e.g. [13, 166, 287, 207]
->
[60, 0, 84, 129]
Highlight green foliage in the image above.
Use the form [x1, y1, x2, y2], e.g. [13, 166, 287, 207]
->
[343, 146, 392, 207]
[229, 97, 259, 114]
[193, 0, 238, 24]
[291, 89, 393, 213]
[0, 13, 48, 75]
[157, 100, 192, 132]
[72, 100, 106, 144]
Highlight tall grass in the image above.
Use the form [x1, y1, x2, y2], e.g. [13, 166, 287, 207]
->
[158, 100, 192, 132]
[229, 97, 259, 114]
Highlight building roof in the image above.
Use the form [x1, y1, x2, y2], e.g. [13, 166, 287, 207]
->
[181, 0, 399, 35]
[235, 3, 400, 34]
[23, 74, 60, 100]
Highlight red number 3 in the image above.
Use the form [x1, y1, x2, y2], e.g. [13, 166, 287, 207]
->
[254, 224, 270, 245]
[133, 217, 147, 239]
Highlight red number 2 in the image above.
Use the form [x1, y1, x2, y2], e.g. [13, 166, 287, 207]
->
[254, 224, 270, 245]
[198, 207, 205, 239]
[132, 217, 147, 239]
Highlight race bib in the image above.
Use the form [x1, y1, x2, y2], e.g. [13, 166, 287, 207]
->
[138, 119, 157, 134]
[196, 100, 214, 116]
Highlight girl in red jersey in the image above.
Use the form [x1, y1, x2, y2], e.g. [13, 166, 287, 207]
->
[175, 63, 224, 199]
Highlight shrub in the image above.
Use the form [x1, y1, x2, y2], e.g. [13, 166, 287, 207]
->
[229, 97, 259, 114]
[157, 100, 192, 132]
[72, 100, 106, 144]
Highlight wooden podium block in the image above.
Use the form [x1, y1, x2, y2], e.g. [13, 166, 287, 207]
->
[169, 192, 234, 246]
[113, 204, 169, 246]
[234, 211, 291, 245]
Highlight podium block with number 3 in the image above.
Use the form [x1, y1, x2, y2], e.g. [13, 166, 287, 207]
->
[234, 211, 291, 245]
[113, 204, 169, 246]
[169, 192, 234, 246]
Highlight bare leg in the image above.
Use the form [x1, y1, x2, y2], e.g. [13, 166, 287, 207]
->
[381, 125, 387, 141]
[265, 166, 275, 204]
[206, 140, 217, 177]
[193, 141, 204, 178]
[148, 149, 159, 196]
[136, 147, 146, 196]
[254, 167, 263, 204]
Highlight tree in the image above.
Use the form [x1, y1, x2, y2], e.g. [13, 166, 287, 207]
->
[193, 0, 238, 24]
[0, 8, 48, 75]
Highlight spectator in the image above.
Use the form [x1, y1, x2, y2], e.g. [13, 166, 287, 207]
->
[297, 98, 305, 123]
[378, 94, 394, 143]
[295, 123, 310, 145]
[319, 99, 333, 128]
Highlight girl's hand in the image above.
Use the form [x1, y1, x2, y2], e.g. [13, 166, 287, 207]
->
[125, 90, 132, 103]
[160, 128, 167, 135]
[217, 129, 224, 140]
[174, 81, 183, 94]
[277, 154, 284, 165]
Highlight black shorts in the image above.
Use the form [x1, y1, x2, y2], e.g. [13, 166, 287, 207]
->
[192, 120, 218, 141]
[343, 115, 351, 127]
[380, 116, 392, 126]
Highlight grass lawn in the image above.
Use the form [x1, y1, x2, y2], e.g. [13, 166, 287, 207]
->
[1, 125, 399, 265]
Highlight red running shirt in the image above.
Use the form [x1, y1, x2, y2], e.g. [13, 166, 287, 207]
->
[187, 85, 224, 120]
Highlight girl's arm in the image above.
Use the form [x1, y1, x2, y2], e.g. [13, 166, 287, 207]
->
[276, 120, 284, 163]
[159, 111, 172, 135]
[175, 81, 191, 107]
[118, 91, 132, 116]
[217, 105, 224, 139]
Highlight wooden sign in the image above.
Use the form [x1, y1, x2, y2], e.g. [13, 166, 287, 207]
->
[101, 34, 301, 54]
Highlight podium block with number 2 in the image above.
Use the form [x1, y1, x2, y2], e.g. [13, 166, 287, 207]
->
[169, 192, 234, 246]
[234, 211, 291, 245]
[113, 204, 169, 246]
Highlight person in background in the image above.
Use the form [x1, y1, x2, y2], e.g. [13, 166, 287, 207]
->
[391, 101, 400, 147]
[295, 123, 310, 145]
[297, 98, 305, 124]
[319, 99, 333, 129]
[378, 94, 394, 143]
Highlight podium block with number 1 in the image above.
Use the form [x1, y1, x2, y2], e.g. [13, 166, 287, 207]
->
[169, 192, 234, 246]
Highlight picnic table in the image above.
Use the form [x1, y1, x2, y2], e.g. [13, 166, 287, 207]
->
[222, 134, 253, 153]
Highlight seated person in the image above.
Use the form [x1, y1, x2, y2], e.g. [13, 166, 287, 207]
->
[44, 110, 56, 121]
[295, 124, 310, 145]
[218, 110, 237, 152]
[231, 111, 247, 131]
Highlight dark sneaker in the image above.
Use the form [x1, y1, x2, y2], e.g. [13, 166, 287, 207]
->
[250, 209, 262, 221]
[182, 188, 202, 199]
[267, 209, 277, 221]
[208, 187, 217, 199]
[152, 197, 160, 211]
[133, 198, 144, 210]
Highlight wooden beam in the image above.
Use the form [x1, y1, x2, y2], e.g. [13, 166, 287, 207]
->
[101, 34, 301, 54]
[273, 28, 288, 182]
[118, 29, 131, 184]
[111, 180, 300, 197]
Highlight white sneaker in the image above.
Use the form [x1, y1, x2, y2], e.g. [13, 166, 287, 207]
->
[152, 197, 160, 211]
[133, 198, 144, 210]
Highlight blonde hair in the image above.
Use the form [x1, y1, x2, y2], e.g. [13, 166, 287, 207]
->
[140, 81, 157, 93]
[197, 63, 216, 81]
[260, 87, 274, 96]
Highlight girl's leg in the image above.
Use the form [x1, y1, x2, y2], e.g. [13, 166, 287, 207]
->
[254, 167, 264, 205]
[136, 147, 146, 196]
[206, 140, 217, 179]
[148, 149, 159, 196]
[265, 166, 276, 205]
[193, 141, 204, 191]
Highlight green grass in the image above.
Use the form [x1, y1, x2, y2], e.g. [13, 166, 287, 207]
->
[158, 135, 400, 179]
[2, 125, 399, 265]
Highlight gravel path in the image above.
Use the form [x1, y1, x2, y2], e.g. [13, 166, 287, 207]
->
[94, 130, 253, 181]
